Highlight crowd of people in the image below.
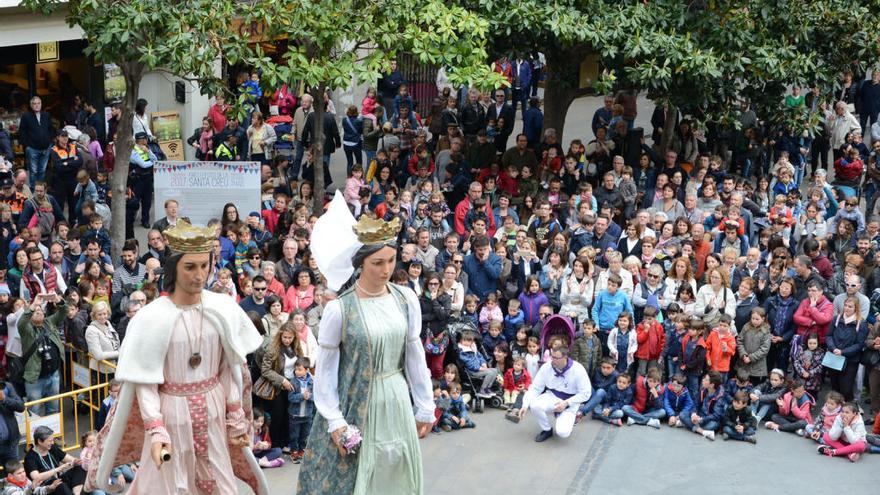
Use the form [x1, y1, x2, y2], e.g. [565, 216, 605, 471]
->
[0, 56, 879, 493]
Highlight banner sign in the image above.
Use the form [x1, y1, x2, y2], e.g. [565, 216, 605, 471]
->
[153, 161, 261, 226]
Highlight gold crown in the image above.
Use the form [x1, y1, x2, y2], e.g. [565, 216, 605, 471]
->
[164, 220, 217, 254]
[353, 215, 401, 245]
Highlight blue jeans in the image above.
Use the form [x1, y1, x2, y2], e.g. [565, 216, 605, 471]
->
[621, 405, 666, 425]
[686, 374, 701, 401]
[290, 141, 306, 180]
[679, 414, 718, 432]
[579, 388, 606, 416]
[26, 147, 50, 187]
[722, 425, 756, 441]
[25, 371, 61, 416]
[343, 143, 363, 175]
[751, 403, 772, 422]
[591, 406, 624, 424]
[665, 356, 679, 381]
[288, 417, 312, 451]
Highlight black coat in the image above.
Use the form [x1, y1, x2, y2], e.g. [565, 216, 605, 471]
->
[18, 111, 54, 150]
[0, 384, 24, 445]
[420, 292, 451, 339]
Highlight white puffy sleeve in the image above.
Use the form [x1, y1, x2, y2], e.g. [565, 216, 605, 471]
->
[313, 299, 346, 433]
[402, 288, 436, 424]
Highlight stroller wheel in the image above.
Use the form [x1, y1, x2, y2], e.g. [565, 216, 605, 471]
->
[475, 398, 484, 413]
[489, 396, 504, 409]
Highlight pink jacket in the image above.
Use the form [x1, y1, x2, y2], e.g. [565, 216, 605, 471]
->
[478, 305, 503, 333]
[778, 390, 815, 425]
[792, 296, 834, 345]
[344, 177, 365, 203]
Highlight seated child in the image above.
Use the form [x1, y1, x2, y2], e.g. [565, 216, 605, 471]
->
[441, 382, 476, 430]
[572, 319, 602, 375]
[252, 407, 284, 468]
[765, 379, 814, 433]
[578, 357, 620, 421]
[721, 390, 758, 443]
[663, 373, 695, 428]
[287, 358, 315, 463]
[458, 330, 498, 398]
[749, 368, 786, 423]
[818, 402, 868, 462]
[432, 380, 451, 433]
[680, 371, 728, 441]
[461, 295, 479, 330]
[592, 373, 634, 426]
[724, 368, 754, 399]
[502, 356, 532, 410]
[622, 367, 666, 428]
[210, 267, 238, 299]
[83, 214, 111, 254]
[804, 390, 843, 441]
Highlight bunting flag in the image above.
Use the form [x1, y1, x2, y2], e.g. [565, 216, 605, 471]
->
[153, 161, 260, 174]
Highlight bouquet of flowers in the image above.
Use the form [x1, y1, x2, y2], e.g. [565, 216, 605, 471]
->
[340, 425, 363, 455]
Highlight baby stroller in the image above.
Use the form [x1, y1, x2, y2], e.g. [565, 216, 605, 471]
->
[540, 314, 576, 355]
[444, 317, 502, 412]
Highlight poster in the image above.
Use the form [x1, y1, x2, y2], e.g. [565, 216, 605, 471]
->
[151, 111, 182, 142]
[103, 63, 125, 103]
[153, 161, 261, 226]
[72, 362, 91, 388]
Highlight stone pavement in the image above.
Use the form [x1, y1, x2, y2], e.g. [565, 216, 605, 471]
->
[256, 405, 876, 494]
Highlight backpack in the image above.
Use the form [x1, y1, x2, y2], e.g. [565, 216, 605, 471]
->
[27, 199, 54, 241]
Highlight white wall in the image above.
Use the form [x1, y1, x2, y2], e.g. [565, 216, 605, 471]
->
[138, 71, 213, 161]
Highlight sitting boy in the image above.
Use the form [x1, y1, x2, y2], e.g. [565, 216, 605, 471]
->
[622, 367, 666, 429]
[441, 382, 476, 430]
[722, 390, 758, 443]
[680, 370, 728, 441]
[577, 357, 619, 422]
[592, 374, 634, 427]
[663, 373, 695, 428]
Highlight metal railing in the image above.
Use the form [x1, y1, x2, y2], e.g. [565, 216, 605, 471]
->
[19, 345, 117, 452]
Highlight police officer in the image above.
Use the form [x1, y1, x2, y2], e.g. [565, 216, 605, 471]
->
[130, 132, 157, 229]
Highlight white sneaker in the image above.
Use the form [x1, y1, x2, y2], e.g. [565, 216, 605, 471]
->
[647, 418, 661, 429]
[627, 417, 636, 426]
[702, 430, 715, 441]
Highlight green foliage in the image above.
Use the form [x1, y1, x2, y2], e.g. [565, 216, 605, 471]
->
[242, 0, 506, 94]
[21, 0, 245, 99]
[473, 0, 880, 130]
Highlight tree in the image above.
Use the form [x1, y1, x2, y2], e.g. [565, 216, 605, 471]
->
[22, 0, 248, 259]
[475, 0, 880, 144]
[242, 0, 505, 213]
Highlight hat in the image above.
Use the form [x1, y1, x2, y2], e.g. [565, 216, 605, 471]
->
[410, 258, 423, 265]
[57, 129, 68, 137]
[0, 172, 12, 188]
[135, 132, 149, 141]
[249, 211, 261, 218]
[0, 285, 9, 296]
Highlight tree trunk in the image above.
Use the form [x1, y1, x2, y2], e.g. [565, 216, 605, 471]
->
[540, 47, 584, 142]
[111, 61, 145, 261]
[310, 84, 326, 214]
[659, 105, 679, 155]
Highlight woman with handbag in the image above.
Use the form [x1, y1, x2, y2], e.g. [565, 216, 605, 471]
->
[258, 322, 303, 451]
[826, 297, 869, 402]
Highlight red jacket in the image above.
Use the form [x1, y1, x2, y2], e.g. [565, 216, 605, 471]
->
[634, 320, 665, 360]
[631, 375, 664, 413]
[706, 329, 736, 373]
[407, 155, 435, 176]
[454, 198, 497, 237]
[792, 296, 834, 345]
[22, 264, 60, 303]
[496, 169, 519, 197]
[503, 368, 532, 393]
[834, 157, 863, 182]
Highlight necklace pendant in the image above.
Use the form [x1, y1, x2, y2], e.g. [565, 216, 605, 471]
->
[189, 353, 202, 369]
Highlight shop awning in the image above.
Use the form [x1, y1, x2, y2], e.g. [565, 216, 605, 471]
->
[0, 2, 84, 48]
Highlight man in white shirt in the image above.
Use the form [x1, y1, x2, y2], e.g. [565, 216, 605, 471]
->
[518, 344, 591, 442]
